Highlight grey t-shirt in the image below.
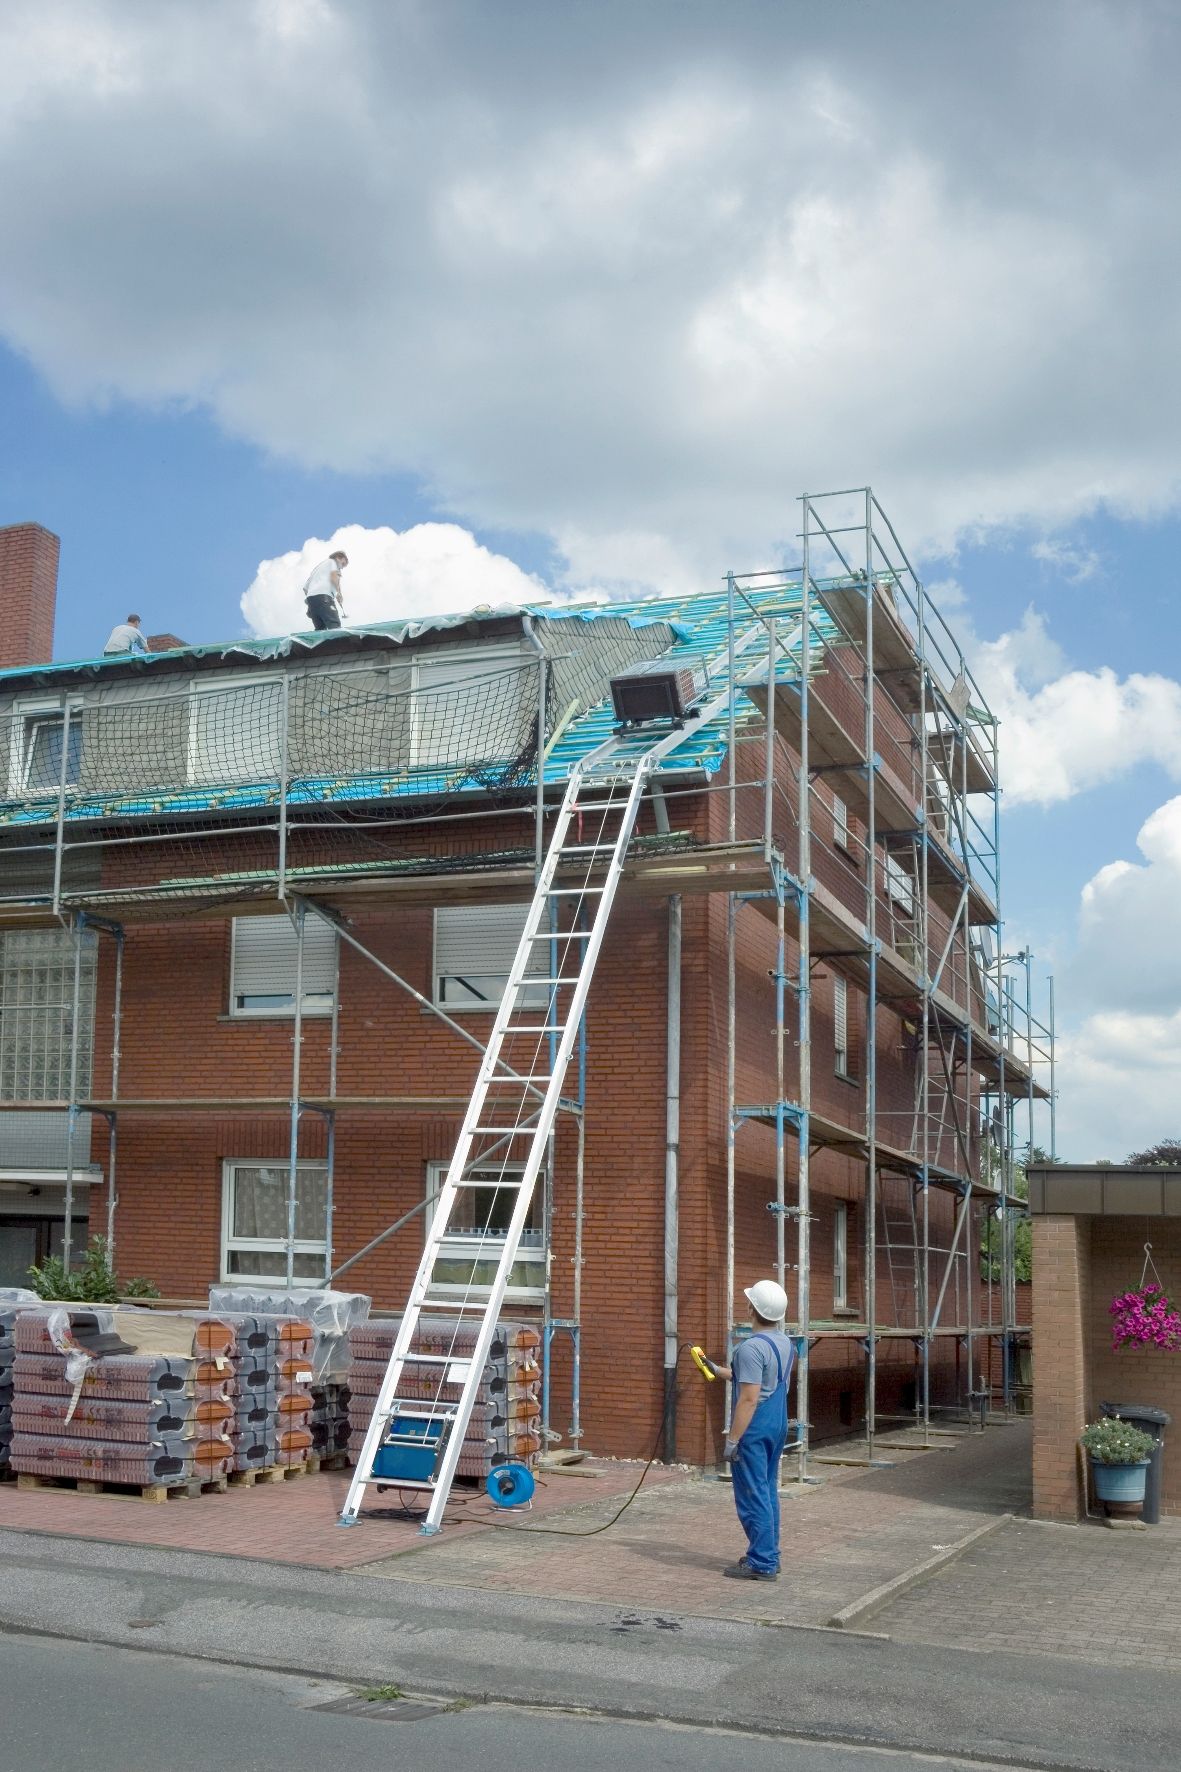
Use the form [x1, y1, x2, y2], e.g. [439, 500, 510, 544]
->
[732, 1329, 795, 1400]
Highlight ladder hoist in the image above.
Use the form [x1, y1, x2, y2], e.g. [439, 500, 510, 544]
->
[339, 620, 796, 1535]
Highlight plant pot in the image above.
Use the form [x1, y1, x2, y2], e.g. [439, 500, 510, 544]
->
[1091, 1458, 1149, 1505]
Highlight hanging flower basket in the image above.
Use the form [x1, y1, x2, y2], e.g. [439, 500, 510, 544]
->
[1110, 1283, 1181, 1351]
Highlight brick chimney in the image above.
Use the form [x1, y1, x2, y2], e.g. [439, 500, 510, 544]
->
[0, 523, 59, 669]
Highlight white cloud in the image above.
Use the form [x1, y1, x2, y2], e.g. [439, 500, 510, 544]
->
[1, 2, 1180, 580]
[1055, 1008, 1181, 1163]
[241, 522, 546, 635]
[1045, 798, 1181, 1159]
[967, 609, 1181, 808]
[1068, 798, 1181, 1016]
[1030, 538, 1101, 582]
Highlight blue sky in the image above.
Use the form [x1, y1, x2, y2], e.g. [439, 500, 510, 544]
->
[2, 0, 1179, 1162]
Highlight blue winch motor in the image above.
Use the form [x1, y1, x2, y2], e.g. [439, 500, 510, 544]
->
[485, 1461, 536, 1508]
[371, 1412, 450, 1485]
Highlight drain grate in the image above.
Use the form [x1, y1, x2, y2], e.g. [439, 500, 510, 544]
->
[312, 1694, 452, 1724]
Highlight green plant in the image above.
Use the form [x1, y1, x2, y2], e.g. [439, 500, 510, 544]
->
[1079, 1418, 1156, 1465]
[358, 1684, 403, 1703]
[27, 1235, 159, 1303]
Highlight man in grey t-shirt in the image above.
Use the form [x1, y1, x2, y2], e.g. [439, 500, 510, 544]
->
[700, 1278, 794, 1580]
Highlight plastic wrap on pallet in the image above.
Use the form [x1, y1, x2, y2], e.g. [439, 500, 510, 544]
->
[14, 1351, 201, 1400]
[208, 1288, 368, 1380]
[11, 1393, 208, 1441]
[10, 1431, 204, 1484]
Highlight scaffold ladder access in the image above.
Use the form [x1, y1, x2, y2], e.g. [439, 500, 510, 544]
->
[338, 734, 660, 1534]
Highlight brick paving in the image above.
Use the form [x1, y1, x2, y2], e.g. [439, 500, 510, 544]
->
[0, 1459, 687, 1569]
[0, 1424, 1037, 1632]
[874, 1513, 1181, 1670]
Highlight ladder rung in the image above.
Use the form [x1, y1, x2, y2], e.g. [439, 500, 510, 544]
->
[372, 1476, 436, 1493]
[416, 1300, 492, 1313]
[453, 1175, 525, 1188]
[548, 886, 606, 896]
[558, 843, 619, 854]
[472, 1124, 533, 1134]
[504, 1025, 564, 1034]
[526, 930, 591, 940]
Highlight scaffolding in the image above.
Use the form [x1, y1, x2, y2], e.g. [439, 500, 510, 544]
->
[0, 487, 1052, 1469]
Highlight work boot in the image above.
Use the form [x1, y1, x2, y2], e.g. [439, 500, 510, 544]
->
[723, 1561, 778, 1581]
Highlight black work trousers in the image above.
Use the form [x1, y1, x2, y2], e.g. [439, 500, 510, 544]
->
[306, 594, 341, 631]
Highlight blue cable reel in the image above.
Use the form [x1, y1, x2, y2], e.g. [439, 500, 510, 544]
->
[486, 1461, 536, 1508]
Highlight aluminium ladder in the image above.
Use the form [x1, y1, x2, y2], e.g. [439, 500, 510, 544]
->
[338, 730, 665, 1533]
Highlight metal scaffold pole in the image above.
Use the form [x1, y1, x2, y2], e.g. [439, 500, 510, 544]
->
[862, 491, 879, 1463]
[285, 900, 306, 1290]
[795, 505, 813, 1482]
[105, 926, 125, 1262]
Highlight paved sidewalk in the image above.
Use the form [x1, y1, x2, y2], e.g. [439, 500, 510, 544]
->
[0, 1458, 686, 1570]
[357, 1422, 1032, 1625]
[873, 1512, 1181, 1670]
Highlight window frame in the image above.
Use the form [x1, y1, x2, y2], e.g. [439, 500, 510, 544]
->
[833, 973, 851, 1079]
[186, 672, 283, 788]
[424, 1158, 546, 1305]
[833, 1201, 849, 1310]
[832, 793, 849, 851]
[885, 853, 916, 917]
[410, 643, 527, 770]
[220, 1158, 328, 1285]
[9, 698, 83, 799]
[432, 902, 549, 1014]
[228, 915, 337, 1020]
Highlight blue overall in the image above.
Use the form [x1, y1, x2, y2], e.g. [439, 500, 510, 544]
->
[730, 1333, 793, 1573]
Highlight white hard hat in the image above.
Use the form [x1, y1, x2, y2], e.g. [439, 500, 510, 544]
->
[744, 1279, 788, 1322]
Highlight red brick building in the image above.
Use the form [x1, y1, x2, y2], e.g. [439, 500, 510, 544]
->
[0, 493, 1049, 1466]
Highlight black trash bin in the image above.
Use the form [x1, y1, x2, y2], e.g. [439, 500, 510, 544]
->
[1099, 1402, 1171, 1524]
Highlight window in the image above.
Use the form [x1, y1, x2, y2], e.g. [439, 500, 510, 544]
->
[425, 1160, 545, 1302]
[833, 974, 850, 1078]
[0, 929, 97, 1101]
[11, 704, 83, 797]
[189, 676, 282, 786]
[434, 903, 548, 1011]
[411, 645, 525, 768]
[834, 1202, 849, 1309]
[221, 1160, 327, 1283]
[229, 916, 336, 1017]
[885, 854, 915, 916]
[832, 793, 849, 850]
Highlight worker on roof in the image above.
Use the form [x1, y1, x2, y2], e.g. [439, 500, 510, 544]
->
[699, 1278, 794, 1581]
[303, 550, 348, 631]
[103, 613, 149, 656]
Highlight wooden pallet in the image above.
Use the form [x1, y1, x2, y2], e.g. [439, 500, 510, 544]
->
[305, 1451, 351, 1475]
[15, 1470, 228, 1504]
[227, 1460, 308, 1487]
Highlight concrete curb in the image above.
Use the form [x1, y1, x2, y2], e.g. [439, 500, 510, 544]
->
[827, 1512, 1012, 1630]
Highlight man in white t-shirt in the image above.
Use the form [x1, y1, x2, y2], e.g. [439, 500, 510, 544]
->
[303, 551, 348, 630]
[103, 614, 149, 656]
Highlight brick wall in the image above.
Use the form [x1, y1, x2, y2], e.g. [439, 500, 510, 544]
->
[1032, 1215, 1092, 1520]
[0, 523, 58, 668]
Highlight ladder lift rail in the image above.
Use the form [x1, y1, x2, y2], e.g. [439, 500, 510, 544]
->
[339, 739, 653, 1531]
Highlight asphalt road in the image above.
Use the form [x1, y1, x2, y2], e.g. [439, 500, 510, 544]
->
[0, 1529, 1169, 1772]
[0, 1634, 1077, 1772]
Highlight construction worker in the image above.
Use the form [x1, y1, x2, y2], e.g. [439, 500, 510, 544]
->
[103, 614, 149, 656]
[303, 550, 348, 629]
[699, 1278, 794, 1580]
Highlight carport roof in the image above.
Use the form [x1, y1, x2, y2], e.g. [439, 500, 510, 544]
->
[1027, 1165, 1181, 1217]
